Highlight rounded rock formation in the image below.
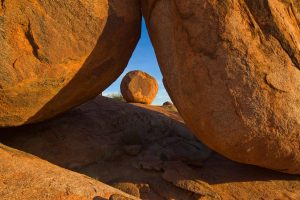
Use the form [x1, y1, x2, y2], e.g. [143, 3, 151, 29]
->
[142, 0, 300, 174]
[121, 70, 158, 104]
[0, 0, 141, 127]
[163, 101, 173, 106]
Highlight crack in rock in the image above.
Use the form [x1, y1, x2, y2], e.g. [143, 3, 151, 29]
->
[1, 0, 5, 9]
[25, 21, 40, 60]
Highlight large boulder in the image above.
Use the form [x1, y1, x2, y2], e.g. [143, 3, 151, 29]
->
[0, 0, 141, 127]
[121, 70, 158, 104]
[142, 0, 300, 174]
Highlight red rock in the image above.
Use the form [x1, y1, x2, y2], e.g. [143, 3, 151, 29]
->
[0, 0, 141, 127]
[142, 0, 300, 174]
[121, 70, 158, 104]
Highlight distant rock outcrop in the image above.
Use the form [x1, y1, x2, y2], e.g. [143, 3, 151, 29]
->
[142, 0, 300, 174]
[163, 101, 173, 106]
[162, 101, 177, 112]
[0, 0, 141, 127]
[121, 70, 158, 104]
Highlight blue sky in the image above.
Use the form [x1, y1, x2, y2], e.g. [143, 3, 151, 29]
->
[103, 19, 171, 105]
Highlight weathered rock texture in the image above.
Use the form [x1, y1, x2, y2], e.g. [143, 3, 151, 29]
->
[1, 97, 299, 199]
[121, 70, 158, 104]
[1, 96, 198, 169]
[142, 0, 300, 174]
[0, 0, 141, 127]
[0, 144, 138, 200]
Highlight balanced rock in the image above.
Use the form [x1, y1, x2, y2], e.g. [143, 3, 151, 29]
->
[121, 70, 158, 104]
[0, 0, 141, 127]
[142, 0, 300, 174]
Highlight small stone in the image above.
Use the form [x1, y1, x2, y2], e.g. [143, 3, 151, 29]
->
[112, 182, 140, 198]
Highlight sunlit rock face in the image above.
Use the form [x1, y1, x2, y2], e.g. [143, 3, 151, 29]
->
[0, 144, 138, 200]
[121, 70, 158, 104]
[0, 0, 141, 127]
[142, 0, 300, 174]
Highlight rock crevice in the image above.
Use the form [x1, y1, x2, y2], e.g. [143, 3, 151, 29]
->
[25, 21, 40, 61]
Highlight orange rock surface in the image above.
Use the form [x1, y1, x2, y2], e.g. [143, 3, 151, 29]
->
[0, 0, 141, 127]
[0, 144, 138, 200]
[142, 0, 300, 174]
[121, 70, 158, 104]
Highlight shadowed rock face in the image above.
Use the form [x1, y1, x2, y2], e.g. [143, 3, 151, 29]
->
[1, 97, 299, 199]
[142, 0, 300, 174]
[0, 0, 141, 127]
[1, 96, 203, 170]
[121, 70, 158, 105]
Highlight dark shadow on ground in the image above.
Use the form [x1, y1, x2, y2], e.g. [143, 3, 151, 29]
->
[1, 96, 299, 200]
